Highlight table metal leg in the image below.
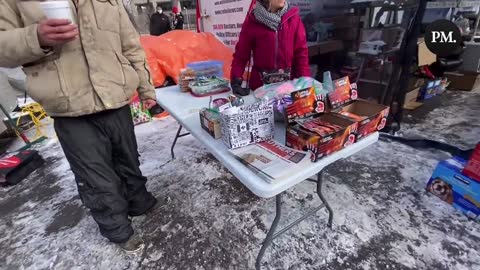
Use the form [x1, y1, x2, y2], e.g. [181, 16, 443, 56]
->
[317, 171, 333, 228]
[255, 171, 335, 268]
[170, 125, 190, 160]
[256, 194, 282, 270]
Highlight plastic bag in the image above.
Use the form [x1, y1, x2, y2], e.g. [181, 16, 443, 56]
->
[130, 93, 152, 126]
[140, 31, 233, 88]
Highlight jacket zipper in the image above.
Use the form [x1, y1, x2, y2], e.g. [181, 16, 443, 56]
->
[274, 30, 278, 69]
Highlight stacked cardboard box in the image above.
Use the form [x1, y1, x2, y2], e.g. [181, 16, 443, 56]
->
[463, 144, 480, 182]
[445, 72, 480, 91]
[427, 156, 480, 221]
[285, 77, 389, 162]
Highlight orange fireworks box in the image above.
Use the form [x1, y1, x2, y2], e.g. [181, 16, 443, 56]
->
[327, 76, 358, 110]
[336, 99, 389, 141]
[286, 113, 358, 162]
[427, 157, 480, 221]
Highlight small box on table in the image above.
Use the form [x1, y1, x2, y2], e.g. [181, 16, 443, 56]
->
[220, 101, 275, 149]
[427, 157, 480, 221]
[199, 109, 221, 139]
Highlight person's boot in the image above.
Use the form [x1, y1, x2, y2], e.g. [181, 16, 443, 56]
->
[117, 233, 144, 255]
[128, 196, 171, 217]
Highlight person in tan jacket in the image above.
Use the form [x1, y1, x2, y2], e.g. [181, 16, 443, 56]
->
[0, 0, 165, 253]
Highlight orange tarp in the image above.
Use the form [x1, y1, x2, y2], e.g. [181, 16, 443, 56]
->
[140, 30, 234, 87]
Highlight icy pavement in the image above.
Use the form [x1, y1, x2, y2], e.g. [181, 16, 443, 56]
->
[1, 90, 479, 270]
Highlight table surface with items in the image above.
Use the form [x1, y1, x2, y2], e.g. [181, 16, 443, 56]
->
[156, 62, 389, 269]
[156, 85, 379, 198]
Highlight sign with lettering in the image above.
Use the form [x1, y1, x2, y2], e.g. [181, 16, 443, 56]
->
[198, 0, 253, 49]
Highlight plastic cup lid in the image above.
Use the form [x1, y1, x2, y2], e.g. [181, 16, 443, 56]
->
[39, 1, 71, 9]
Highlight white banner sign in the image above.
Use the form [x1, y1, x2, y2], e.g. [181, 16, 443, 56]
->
[199, 0, 253, 50]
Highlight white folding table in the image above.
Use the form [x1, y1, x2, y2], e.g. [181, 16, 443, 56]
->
[156, 86, 379, 269]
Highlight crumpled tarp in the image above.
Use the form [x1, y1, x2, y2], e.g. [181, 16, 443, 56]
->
[140, 30, 234, 87]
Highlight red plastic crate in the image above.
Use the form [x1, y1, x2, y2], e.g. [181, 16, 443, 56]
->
[463, 144, 480, 182]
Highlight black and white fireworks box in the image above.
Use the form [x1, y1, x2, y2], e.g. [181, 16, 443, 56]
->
[220, 101, 275, 149]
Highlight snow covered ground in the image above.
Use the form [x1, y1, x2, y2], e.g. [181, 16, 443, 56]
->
[1, 89, 479, 270]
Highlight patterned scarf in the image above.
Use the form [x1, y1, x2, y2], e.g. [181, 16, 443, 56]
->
[253, 1, 289, 31]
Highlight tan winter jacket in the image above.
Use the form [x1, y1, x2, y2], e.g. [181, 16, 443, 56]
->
[0, 0, 156, 117]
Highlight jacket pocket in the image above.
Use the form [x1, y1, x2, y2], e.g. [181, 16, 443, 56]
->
[92, 0, 120, 33]
[23, 62, 69, 114]
[17, 1, 48, 26]
[115, 52, 140, 100]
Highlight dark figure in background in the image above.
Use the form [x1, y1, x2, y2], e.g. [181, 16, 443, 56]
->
[172, 7, 184, 30]
[150, 6, 171, 36]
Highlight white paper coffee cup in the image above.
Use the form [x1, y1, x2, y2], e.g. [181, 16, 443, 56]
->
[39, 1, 75, 23]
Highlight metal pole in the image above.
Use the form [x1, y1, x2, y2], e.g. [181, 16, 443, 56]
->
[0, 103, 30, 144]
[184, 7, 190, 30]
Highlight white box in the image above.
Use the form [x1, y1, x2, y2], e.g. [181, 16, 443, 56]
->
[220, 101, 274, 149]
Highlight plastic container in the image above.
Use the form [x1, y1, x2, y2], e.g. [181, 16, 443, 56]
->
[187, 60, 223, 78]
[39, 1, 75, 23]
[189, 77, 230, 97]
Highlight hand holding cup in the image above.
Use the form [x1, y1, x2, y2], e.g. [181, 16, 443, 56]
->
[37, 19, 78, 47]
[37, 1, 77, 47]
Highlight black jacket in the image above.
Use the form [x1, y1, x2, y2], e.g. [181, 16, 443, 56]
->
[150, 12, 171, 36]
[173, 14, 184, 30]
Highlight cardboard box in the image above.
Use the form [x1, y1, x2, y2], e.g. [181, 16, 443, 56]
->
[459, 42, 480, 73]
[285, 87, 327, 124]
[418, 38, 437, 66]
[445, 71, 480, 91]
[328, 76, 358, 110]
[427, 157, 480, 221]
[336, 99, 389, 140]
[403, 88, 423, 110]
[220, 101, 274, 149]
[286, 113, 358, 162]
[464, 144, 480, 182]
[200, 109, 221, 139]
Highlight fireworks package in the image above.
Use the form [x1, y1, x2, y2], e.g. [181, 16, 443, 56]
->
[336, 99, 389, 141]
[286, 113, 357, 162]
[0, 150, 44, 187]
[328, 81, 389, 140]
[285, 87, 327, 124]
[285, 85, 356, 161]
[327, 76, 358, 110]
[220, 101, 274, 149]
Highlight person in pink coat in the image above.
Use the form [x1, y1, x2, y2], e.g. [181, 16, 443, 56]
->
[231, 0, 310, 96]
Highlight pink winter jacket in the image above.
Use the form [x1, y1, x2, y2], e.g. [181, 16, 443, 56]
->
[231, 7, 310, 91]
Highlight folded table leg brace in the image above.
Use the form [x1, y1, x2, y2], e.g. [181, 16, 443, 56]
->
[170, 125, 191, 160]
[168, 123, 335, 269]
[255, 170, 333, 269]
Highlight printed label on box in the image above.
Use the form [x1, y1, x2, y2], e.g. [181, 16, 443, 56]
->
[220, 101, 274, 149]
[286, 87, 326, 124]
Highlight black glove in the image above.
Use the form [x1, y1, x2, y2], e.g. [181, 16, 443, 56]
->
[231, 78, 250, 96]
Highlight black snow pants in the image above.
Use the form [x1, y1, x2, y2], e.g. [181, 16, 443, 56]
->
[54, 105, 156, 243]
